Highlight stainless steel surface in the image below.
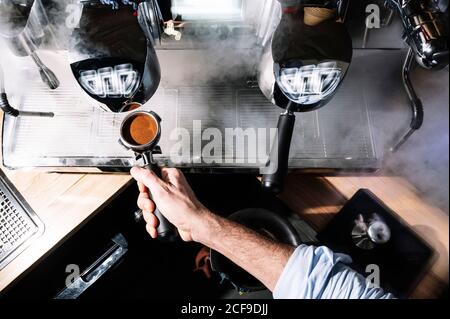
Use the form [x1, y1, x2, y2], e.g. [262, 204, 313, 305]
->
[388, 0, 449, 70]
[0, 169, 45, 270]
[1, 47, 398, 170]
[1, 1, 413, 171]
[352, 213, 391, 249]
[0, 0, 48, 56]
[0, 0, 60, 89]
[352, 214, 376, 250]
[368, 221, 391, 244]
[363, 2, 396, 49]
[391, 48, 424, 152]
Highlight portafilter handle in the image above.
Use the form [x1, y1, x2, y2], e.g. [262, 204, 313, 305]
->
[262, 110, 296, 194]
[141, 152, 179, 243]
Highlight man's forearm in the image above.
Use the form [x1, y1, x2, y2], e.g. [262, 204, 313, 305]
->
[193, 211, 295, 291]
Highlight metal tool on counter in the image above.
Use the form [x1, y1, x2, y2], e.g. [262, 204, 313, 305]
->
[352, 214, 391, 250]
[119, 110, 179, 242]
[1, 0, 380, 170]
[258, 0, 352, 194]
[0, 63, 54, 117]
[318, 189, 433, 297]
[0, 0, 60, 90]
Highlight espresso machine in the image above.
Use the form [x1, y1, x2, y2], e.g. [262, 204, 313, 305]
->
[0, 0, 58, 117]
[0, 0, 414, 171]
[393, 0, 448, 151]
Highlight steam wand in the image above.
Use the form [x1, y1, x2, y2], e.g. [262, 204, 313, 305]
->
[383, 0, 448, 151]
[390, 48, 424, 152]
[0, 64, 54, 118]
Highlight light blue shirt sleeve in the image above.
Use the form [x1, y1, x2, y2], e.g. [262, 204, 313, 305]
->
[273, 245, 395, 299]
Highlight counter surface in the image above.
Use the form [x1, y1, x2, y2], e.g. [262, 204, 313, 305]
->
[0, 165, 447, 298]
[0, 156, 132, 293]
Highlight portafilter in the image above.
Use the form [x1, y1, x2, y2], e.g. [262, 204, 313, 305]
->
[119, 110, 179, 242]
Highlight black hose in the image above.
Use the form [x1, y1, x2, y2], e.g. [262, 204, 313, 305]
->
[0, 64, 54, 118]
[0, 93, 19, 117]
[0, 64, 19, 116]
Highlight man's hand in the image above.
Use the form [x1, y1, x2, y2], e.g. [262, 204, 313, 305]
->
[131, 167, 212, 242]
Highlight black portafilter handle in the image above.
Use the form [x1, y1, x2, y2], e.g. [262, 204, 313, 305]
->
[262, 112, 296, 194]
[141, 153, 179, 243]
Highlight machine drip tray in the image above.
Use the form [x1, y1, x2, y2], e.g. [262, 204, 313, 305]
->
[1, 49, 389, 171]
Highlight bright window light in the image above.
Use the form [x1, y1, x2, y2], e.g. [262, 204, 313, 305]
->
[171, 0, 244, 21]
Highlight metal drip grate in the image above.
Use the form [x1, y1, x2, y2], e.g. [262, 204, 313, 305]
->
[0, 170, 44, 270]
[2, 49, 396, 171]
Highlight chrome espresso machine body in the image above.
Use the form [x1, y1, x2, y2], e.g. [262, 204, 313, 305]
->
[379, 0, 448, 151]
[1, 0, 446, 172]
[0, 0, 60, 90]
[69, 0, 163, 113]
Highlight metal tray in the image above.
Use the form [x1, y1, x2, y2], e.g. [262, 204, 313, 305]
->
[0, 169, 45, 270]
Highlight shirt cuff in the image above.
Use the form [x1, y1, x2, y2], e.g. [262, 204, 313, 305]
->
[273, 245, 353, 299]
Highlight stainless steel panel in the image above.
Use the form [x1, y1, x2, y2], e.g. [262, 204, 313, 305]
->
[2, 0, 414, 171]
[2, 48, 385, 171]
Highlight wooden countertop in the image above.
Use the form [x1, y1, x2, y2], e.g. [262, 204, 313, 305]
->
[0, 168, 132, 293]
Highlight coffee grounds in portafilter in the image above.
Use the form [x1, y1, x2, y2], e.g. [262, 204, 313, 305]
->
[122, 114, 159, 146]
